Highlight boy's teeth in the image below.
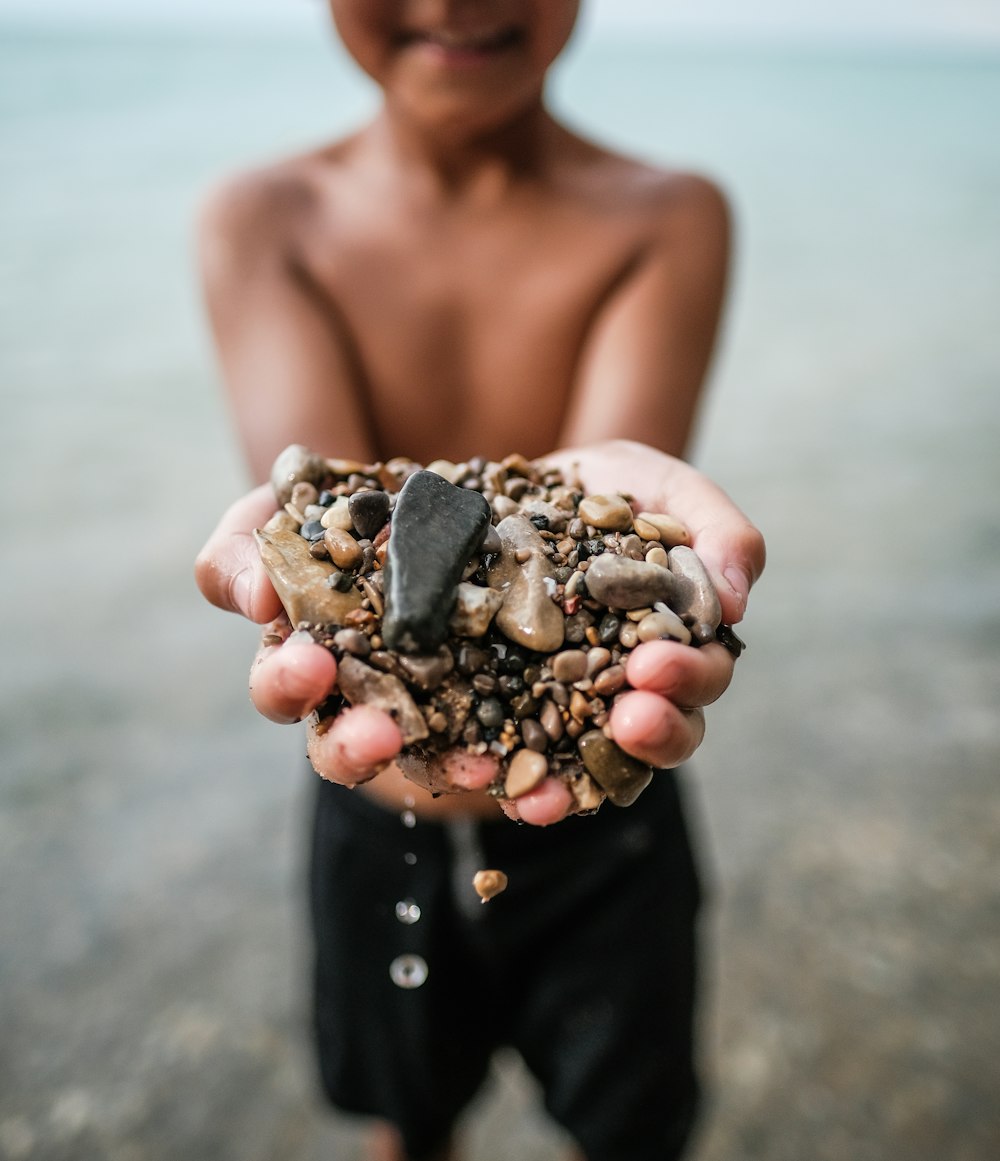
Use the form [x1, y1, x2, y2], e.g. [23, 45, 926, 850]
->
[430, 28, 507, 49]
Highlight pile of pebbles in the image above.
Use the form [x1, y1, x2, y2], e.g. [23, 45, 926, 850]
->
[255, 444, 743, 813]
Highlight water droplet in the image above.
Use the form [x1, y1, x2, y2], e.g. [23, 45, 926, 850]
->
[395, 899, 421, 925]
[404, 852, 417, 865]
[401, 809, 417, 829]
[389, 954, 428, 989]
[404, 794, 416, 808]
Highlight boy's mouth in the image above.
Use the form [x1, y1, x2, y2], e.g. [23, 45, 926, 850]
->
[401, 25, 524, 61]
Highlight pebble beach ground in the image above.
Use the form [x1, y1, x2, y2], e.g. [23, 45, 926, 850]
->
[2, 21, 999, 1161]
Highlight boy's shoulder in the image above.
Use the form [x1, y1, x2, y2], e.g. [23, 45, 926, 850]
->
[561, 134, 730, 243]
[196, 144, 348, 265]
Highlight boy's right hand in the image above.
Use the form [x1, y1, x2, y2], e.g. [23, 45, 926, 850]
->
[195, 455, 764, 823]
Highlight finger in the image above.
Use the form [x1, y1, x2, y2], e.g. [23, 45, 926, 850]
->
[609, 689, 706, 769]
[507, 776, 576, 826]
[437, 749, 499, 792]
[250, 638, 338, 724]
[195, 483, 283, 623]
[625, 639, 734, 709]
[306, 704, 403, 786]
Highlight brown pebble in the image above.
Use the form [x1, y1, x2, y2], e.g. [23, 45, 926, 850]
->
[505, 748, 549, 798]
[333, 628, 371, 657]
[291, 481, 319, 511]
[586, 646, 613, 676]
[552, 649, 588, 683]
[520, 718, 548, 753]
[637, 609, 691, 644]
[578, 494, 634, 532]
[593, 664, 627, 696]
[618, 622, 639, 649]
[540, 700, 564, 741]
[569, 689, 593, 722]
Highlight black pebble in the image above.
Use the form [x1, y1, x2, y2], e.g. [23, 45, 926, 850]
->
[349, 489, 391, 541]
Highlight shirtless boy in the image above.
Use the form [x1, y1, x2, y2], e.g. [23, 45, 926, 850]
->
[195, 3, 765, 1159]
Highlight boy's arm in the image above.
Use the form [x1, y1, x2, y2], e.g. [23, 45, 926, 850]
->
[558, 174, 730, 458]
[198, 173, 375, 482]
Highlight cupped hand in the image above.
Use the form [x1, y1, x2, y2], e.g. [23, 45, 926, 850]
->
[194, 440, 765, 823]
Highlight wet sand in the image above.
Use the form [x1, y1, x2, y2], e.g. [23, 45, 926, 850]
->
[2, 28, 998, 1161]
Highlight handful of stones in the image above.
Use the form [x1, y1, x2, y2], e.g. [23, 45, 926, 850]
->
[256, 444, 744, 814]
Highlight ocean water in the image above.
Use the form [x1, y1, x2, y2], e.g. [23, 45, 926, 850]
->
[2, 22, 999, 1161]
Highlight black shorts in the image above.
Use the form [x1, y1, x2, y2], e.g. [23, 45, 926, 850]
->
[309, 772, 703, 1161]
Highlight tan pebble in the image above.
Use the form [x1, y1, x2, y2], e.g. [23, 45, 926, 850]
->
[374, 542, 389, 566]
[291, 482, 319, 510]
[644, 544, 669, 568]
[263, 509, 300, 533]
[637, 609, 691, 645]
[618, 622, 639, 649]
[491, 494, 519, 520]
[552, 649, 588, 683]
[564, 570, 586, 599]
[584, 626, 601, 647]
[514, 547, 532, 564]
[556, 537, 575, 555]
[540, 699, 564, 741]
[586, 646, 613, 676]
[620, 533, 644, 560]
[569, 689, 593, 723]
[505, 748, 549, 798]
[320, 496, 354, 531]
[501, 452, 536, 476]
[569, 772, 604, 813]
[428, 711, 448, 733]
[426, 458, 463, 483]
[472, 869, 509, 903]
[566, 718, 585, 739]
[625, 607, 653, 622]
[324, 526, 363, 569]
[284, 501, 306, 525]
[326, 457, 369, 477]
[360, 577, 384, 616]
[593, 663, 627, 696]
[634, 511, 691, 547]
[577, 493, 634, 532]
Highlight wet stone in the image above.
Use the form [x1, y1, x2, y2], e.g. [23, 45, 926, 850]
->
[578, 493, 634, 532]
[583, 553, 678, 611]
[578, 730, 653, 807]
[382, 470, 492, 654]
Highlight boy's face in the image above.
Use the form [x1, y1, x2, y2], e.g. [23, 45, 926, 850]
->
[328, 0, 580, 137]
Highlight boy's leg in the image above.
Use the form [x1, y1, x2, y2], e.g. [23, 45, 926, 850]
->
[479, 772, 703, 1161]
[308, 778, 494, 1159]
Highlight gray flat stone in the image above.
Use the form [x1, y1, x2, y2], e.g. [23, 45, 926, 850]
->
[381, 470, 492, 653]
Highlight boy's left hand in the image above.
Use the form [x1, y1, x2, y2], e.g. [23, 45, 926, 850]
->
[195, 445, 762, 825]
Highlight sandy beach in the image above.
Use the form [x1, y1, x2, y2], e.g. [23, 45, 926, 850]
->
[2, 15, 999, 1161]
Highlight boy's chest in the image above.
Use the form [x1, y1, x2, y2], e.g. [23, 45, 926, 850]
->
[303, 213, 642, 455]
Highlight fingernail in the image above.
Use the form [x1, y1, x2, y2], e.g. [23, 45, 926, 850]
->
[231, 568, 253, 615]
[722, 566, 750, 614]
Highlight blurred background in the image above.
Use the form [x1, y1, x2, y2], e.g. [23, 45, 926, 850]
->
[1, 1, 998, 1158]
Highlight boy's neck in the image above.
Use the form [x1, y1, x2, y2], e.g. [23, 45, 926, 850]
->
[367, 99, 562, 196]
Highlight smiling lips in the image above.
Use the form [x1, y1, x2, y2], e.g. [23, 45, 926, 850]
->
[404, 25, 523, 62]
